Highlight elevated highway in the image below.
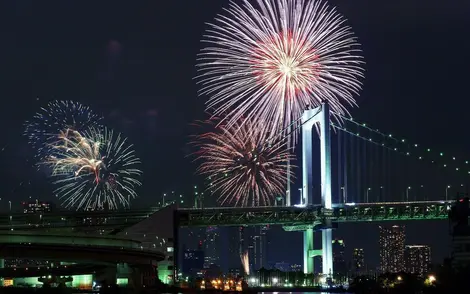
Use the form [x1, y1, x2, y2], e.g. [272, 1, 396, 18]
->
[0, 264, 108, 278]
[0, 232, 165, 265]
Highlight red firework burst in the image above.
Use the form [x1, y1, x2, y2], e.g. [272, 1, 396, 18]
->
[192, 118, 296, 207]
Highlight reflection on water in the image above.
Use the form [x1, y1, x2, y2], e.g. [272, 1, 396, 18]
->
[259, 292, 352, 294]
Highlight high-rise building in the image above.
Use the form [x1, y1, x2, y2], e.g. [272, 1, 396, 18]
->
[228, 226, 246, 271]
[251, 226, 269, 270]
[449, 196, 470, 268]
[332, 239, 347, 275]
[182, 249, 205, 276]
[204, 227, 220, 268]
[379, 225, 405, 273]
[405, 245, 431, 277]
[352, 248, 365, 272]
[22, 200, 55, 214]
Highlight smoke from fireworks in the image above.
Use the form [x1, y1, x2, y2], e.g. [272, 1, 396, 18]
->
[192, 118, 295, 207]
[241, 251, 250, 276]
[43, 127, 142, 210]
[25, 100, 102, 159]
[197, 0, 364, 139]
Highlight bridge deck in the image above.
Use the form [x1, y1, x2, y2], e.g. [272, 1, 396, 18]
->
[176, 201, 452, 227]
[0, 201, 453, 230]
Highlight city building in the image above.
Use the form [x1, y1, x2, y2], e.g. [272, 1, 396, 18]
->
[332, 239, 347, 276]
[352, 248, 365, 272]
[449, 196, 470, 269]
[228, 267, 242, 277]
[228, 226, 246, 272]
[22, 200, 55, 214]
[290, 264, 302, 272]
[379, 225, 405, 273]
[204, 227, 220, 268]
[405, 245, 431, 276]
[247, 226, 269, 270]
[182, 249, 204, 276]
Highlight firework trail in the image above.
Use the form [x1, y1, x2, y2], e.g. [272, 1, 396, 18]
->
[42, 127, 142, 210]
[197, 0, 364, 140]
[241, 251, 250, 276]
[25, 100, 102, 159]
[192, 118, 295, 207]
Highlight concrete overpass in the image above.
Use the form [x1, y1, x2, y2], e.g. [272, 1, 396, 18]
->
[0, 264, 108, 278]
[0, 232, 165, 265]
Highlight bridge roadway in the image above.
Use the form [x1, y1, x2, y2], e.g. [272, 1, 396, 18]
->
[176, 200, 452, 230]
[0, 200, 453, 231]
[0, 264, 108, 278]
[0, 232, 165, 264]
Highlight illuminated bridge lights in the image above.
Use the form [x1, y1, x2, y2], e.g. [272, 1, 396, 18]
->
[176, 201, 452, 227]
[0, 201, 455, 231]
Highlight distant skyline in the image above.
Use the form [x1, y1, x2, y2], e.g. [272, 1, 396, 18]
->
[180, 220, 448, 272]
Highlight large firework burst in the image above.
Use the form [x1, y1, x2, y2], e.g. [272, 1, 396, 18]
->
[25, 100, 102, 159]
[43, 127, 142, 210]
[193, 118, 295, 207]
[197, 0, 364, 139]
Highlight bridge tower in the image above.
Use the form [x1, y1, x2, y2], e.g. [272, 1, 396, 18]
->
[301, 102, 333, 277]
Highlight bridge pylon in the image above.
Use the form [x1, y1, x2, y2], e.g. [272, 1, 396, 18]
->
[301, 102, 333, 277]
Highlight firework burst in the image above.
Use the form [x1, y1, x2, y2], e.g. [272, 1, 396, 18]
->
[43, 127, 142, 210]
[25, 100, 102, 159]
[197, 0, 364, 139]
[193, 118, 295, 207]
[241, 251, 250, 276]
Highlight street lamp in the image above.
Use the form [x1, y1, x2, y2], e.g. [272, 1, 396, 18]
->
[340, 187, 345, 203]
[446, 185, 451, 201]
[298, 188, 303, 205]
[406, 187, 411, 202]
[379, 186, 384, 202]
[366, 188, 371, 203]
[8, 201, 11, 212]
[420, 185, 424, 201]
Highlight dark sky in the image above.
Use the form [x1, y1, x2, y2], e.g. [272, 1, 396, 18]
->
[1, 0, 469, 269]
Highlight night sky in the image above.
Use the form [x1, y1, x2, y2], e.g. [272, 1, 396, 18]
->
[1, 0, 470, 269]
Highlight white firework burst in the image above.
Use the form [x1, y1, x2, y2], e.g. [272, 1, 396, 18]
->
[197, 0, 364, 140]
[43, 127, 142, 210]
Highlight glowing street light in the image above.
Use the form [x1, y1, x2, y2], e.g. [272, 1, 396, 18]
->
[446, 185, 451, 201]
[366, 188, 371, 203]
[406, 186, 411, 202]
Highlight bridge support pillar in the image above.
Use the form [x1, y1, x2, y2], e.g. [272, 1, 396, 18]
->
[301, 102, 334, 278]
[303, 229, 314, 274]
[96, 266, 117, 287]
[322, 229, 333, 276]
[117, 263, 144, 289]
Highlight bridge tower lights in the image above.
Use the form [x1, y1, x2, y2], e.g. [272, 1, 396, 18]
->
[301, 102, 333, 277]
